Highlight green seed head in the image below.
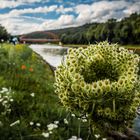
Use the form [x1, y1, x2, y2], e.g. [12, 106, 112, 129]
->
[55, 42, 140, 133]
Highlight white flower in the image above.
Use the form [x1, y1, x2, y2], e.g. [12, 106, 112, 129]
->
[64, 118, 68, 124]
[47, 123, 58, 131]
[10, 120, 20, 127]
[47, 124, 53, 131]
[36, 123, 41, 127]
[54, 121, 59, 124]
[0, 99, 3, 102]
[68, 136, 78, 140]
[10, 99, 14, 102]
[95, 134, 100, 138]
[29, 122, 34, 126]
[102, 138, 107, 140]
[72, 136, 77, 139]
[2, 100, 8, 105]
[82, 119, 87, 122]
[42, 132, 49, 138]
[53, 124, 58, 128]
[71, 114, 75, 117]
[77, 138, 82, 140]
[30, 93, 35, 97]
[2, 87, 8, 93]
[49, 131, 52, 134]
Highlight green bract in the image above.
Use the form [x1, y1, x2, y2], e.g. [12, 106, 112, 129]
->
[55, 42, 140, 132]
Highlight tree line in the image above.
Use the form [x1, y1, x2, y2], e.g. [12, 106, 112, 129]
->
[1, 13, 139, 45]
[0, 24, 10, 42]
[52, 13, 140, 45]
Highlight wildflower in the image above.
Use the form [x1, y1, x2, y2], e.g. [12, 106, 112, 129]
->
[29, 67, 34, 72]
[64, 118, 68, 124]
[0, 99, 3, 102]
[0, 87, 8, 93]
[95, 134, 100, 138]
[102, 138, 107, 140]
[36, 123, 41, 127]
[2, 100, 8, 105]
[71, 114, 75, 117]
[10, 99, 14, 102]
[77, 138, 82, 140]
[70, 136, 77, 140]
[82, 119, 87, 122]
[47, 123, 58, 131]
[21, 65, 26, 70]
[30, 93, 35, 97]
[54, 121, 59, 124]
[29, 122, 34, 126]
[47, 123, 54, 131]
[68, 136, 82, 140]
[53, 124, 58, 128]
[10, 120, 20, 127]
[42, 132, 49, 138]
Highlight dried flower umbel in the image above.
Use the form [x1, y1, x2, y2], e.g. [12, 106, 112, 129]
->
[55, 42, 140, 132]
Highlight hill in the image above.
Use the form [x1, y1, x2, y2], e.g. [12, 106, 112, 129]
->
[20, 13, 140, 45]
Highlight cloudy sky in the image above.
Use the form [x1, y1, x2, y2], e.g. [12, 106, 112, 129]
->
[0, 0, 139, 35]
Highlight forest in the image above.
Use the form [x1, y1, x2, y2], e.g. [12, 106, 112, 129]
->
[0, 13, 139, 45]
[52, 13, 140, 45]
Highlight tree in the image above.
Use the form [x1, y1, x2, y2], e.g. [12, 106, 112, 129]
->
[0, 24, 10, 42]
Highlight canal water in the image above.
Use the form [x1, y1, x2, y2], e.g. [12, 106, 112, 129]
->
[29, 44, 68, 67]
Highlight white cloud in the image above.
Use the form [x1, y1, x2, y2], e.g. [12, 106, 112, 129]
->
[75, 0, 140, 24]
[123, 2, 140, 15]
[0, 0, 140, 35]
[0, 17, 41, 35]
[0, 0, 47, 9]
[41, 14, 75, 30]
[1, 5, 57, 17]
[0, 1, 22, 9]
[56, 5, 73, 14]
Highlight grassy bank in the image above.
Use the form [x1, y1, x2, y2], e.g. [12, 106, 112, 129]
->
[0, 43, 96, 140]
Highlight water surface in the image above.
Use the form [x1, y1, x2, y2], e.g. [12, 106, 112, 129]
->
[29, 44, 68, 67]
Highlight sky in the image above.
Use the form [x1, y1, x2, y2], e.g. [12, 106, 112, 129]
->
[0, 0, 140, 35]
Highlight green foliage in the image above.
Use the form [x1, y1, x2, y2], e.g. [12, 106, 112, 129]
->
[55, 42, 140, 135]
[52, 13, 140, 45]
[0, 24, 10, 42]
[17, 13, 140, 45]
[0, 43, 96, 140]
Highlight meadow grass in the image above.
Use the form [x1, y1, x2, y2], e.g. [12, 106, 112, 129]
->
[0, 43, 94, 140]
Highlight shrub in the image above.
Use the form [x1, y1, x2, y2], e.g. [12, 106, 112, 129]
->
[55, 42, 140, 135]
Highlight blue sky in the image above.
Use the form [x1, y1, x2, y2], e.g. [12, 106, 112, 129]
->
[0, 0, 139, 35]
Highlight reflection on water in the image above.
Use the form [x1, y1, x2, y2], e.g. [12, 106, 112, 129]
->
[29, 44, 68, 67]
[43, 48, 67, 55]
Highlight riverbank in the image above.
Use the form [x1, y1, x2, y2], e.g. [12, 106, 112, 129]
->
[0, 43, 94, 140]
